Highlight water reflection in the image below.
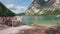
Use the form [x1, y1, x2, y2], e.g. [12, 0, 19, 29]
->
[22, 16, 60, 25]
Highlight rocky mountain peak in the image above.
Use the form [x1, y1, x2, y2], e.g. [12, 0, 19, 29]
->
[25, 0, 60, 15]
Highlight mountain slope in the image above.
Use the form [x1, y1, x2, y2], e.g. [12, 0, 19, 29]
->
[25, 0, 60, 16]
[0, 2, 16, 17]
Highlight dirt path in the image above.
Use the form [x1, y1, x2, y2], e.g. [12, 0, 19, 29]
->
[0, 25, 33, 34]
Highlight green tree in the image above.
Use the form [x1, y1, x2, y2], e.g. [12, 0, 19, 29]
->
[0, 2, 16, 17]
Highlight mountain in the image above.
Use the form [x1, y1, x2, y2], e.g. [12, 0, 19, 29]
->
[16, 13, 25, 16]
[0, 2, 16, 17]
[25, 0, 60, 16]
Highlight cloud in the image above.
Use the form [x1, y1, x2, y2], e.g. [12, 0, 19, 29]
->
[44, 0, 48, 1]
[6, 4, 14, 8]
[6, 4, 27, 14]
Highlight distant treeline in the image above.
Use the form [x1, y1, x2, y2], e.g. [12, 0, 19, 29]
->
[16, 13, 25, 16]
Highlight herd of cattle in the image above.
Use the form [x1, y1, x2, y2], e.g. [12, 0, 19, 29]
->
[0, 17, 23, 26]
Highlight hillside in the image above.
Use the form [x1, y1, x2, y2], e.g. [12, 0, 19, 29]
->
[16, 13, 25, 16]
[25, 0, 60, 16]
[0, 2, 16, 17]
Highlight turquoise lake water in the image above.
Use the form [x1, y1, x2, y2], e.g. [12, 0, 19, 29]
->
[22, 16, 60, 25]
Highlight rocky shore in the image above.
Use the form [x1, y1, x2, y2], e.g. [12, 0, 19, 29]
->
[0, 17, 23, 27]
[17, 25, 60, 34]
[0, 17, 60, 34]
[0, 17, 23, 31]
[0, 24, 60, 34]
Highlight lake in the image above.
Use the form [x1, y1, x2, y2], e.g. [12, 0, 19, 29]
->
[22, 16, 60, 25]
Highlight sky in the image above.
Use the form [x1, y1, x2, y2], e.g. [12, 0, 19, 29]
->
[0, 0, 33, 14]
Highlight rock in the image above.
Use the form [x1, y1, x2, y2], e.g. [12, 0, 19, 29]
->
[0, 17, 23, 27]
[17, 25, 48, 34]
[0, 24, 8, 30]
[25, 0, 60, 15]
[0, 25, 60, 34]
[17, 25, 60, 34]
[0, 25, 33, 34]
